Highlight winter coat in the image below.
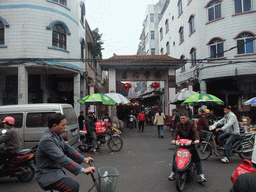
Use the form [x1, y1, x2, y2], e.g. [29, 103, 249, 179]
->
[0, 127, 22, 152]
[154, 113, 166, 125]
[35, 129, 85, 189]
[137, 113, 146, 122]
[213, 111, 240, 135]
[172, 120, 200, 141]
[84, 116, 97, 135]
[197, 113, 209, 132]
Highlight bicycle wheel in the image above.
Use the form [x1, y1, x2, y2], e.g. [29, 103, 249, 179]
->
[198, 142, 212, 160]
[107, 135, 123, 152]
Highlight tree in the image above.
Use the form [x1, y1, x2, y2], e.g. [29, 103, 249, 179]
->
[92, 28, 104, 56]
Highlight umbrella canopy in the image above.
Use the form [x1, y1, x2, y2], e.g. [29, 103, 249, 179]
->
[104, 93, 130, 104]
[169, 88, 198, 104]
[77, 93, 117, 105]
[181, 93, 224, 106]
[244, 97, 256, 106]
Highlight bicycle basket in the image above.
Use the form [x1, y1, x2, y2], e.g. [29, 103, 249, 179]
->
[98, 167, 119, 192]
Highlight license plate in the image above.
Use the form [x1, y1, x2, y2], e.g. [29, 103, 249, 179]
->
[71, 129, 78, 136]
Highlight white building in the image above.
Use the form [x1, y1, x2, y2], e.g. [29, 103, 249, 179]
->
[137, 0, 168, 55]
[0, 0, 103, 115]
[158, 0, 256, 112]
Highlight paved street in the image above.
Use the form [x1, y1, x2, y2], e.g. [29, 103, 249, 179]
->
[1, 124, 242, 192]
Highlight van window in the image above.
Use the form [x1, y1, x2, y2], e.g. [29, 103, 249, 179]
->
[63, 108, 77, 125]
[0, 113, 23, 128]
[26, 112, 55, 128]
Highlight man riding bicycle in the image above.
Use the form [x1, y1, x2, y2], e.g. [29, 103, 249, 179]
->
[212, 105, 240, 163]
[168, 112, 207, 182]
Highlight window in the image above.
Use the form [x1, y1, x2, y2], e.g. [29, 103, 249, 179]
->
[160, 28, 163, 40]
[63, 108, 78, 125]
[209, 38, 224, 58]
[166, 42, 170, 54]
[165, 19, 169, 33]
[0, 21, 4, 45]
[234, 0, 251, 13]
[188, 15, 195, 34]
[190, 48, 196, 66]
[150, 13, 154, 22]
[80, 38, 85, 59]
[52, 24, 66, 49]
[236, 32, 255, 54]
[180, 55, 185, 71]
[26, 112, 55, 128]
[178, 0, 183, 16]
[151, 31, 155, 40]
[80, 2, 85, 26]
[206, 0, 221, 22]
[52, 0, 67, 6]
[179, 27, 184, 43]
[151, 48, 155, 55]
[160, 48, 164, 55]
[0, 113, 23, 128]
[158, 14, 162, 22]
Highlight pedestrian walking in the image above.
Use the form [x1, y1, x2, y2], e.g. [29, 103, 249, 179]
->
[137, 110, 146, 132]
[78, 111, 85, 130]
[154, 109, 166, 138]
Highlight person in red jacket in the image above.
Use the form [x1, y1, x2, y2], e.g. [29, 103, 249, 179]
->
[138, 110, 146, 132]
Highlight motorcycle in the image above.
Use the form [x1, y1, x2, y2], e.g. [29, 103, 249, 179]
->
[78, 121, 123, 153]
[198, 125, 254, 160]
[172, 139, 196, 192]
[127, 114, 135, 128]
[0, 130, 36, 182]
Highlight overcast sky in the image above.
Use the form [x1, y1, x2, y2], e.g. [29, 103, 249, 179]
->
[86, 0, 160, 59]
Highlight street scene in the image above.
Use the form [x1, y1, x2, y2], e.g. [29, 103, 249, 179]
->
[0, 125, 243, 192]
[0, 0, 256, 192]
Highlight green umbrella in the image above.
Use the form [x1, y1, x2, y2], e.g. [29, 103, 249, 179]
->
[77, 93, 117, 106]
[181, 94, 224, 106]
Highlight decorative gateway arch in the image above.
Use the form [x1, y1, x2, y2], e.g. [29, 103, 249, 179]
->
[99, 54, 185, 116]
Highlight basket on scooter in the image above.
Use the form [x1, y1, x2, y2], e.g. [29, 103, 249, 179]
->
[98, 167, 119, 192]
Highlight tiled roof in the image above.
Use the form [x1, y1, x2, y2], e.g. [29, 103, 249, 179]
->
[99, 54, 186, 69]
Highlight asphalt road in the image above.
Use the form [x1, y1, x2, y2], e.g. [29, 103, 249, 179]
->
[1, 124, 242, 192]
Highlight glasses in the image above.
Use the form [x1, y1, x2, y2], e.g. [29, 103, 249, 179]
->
[180, 118, 186, 120]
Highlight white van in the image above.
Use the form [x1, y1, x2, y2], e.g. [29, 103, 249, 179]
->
[0, 104, 80, 149]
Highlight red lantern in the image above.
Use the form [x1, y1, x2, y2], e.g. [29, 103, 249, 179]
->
[151, 82, 160, 91]
[123, 83, 132, 92]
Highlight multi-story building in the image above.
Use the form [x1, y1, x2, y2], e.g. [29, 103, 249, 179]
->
[158, 0, 256, 115]
[0, 0, 102, 115]
[137, 0, 168, 55]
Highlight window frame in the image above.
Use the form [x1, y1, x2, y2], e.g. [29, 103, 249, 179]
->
[151, 48, 156, 55]
[166, 42, 170, 54]
[178, 0, 183, 16]
[209, 38, 224, 59]
[206, 0, 222, 22]
[52, 24, 67, 50]
[160, 28, 163, 41]
[151, 31, 155, 40]
[179, 27, 184, 43]
[236, 32, 255, 55]
[188, 15, 195, 34]
[234, 0, 252, 14]
[0, 17, 9, 48]
[190, 48, 197, 67]
[47, 0, 70, 11]
[0, 21, 4, 45]
[150, 13, 154, 22]
[165, 19, 169, 34]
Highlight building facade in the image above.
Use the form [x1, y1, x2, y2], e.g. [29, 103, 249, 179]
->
[158, 0, 256, 114]
[0, 0, 102, 116]
[137, 0, 168, 55]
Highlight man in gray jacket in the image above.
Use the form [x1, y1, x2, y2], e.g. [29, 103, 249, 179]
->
[36, 113, 95, 192]
[213, 105, 240, 163]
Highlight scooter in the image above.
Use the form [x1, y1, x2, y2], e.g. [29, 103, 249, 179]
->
[78, 121, 123, 153]
[127, 114, 135, 128]
[173, 139, 196, 192]
[0, 136, 36, 182]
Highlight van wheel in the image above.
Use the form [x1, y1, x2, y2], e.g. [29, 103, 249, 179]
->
[78, 145, 92, 152]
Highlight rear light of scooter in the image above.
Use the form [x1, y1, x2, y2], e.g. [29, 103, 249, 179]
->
[11, 153, 35, 164]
